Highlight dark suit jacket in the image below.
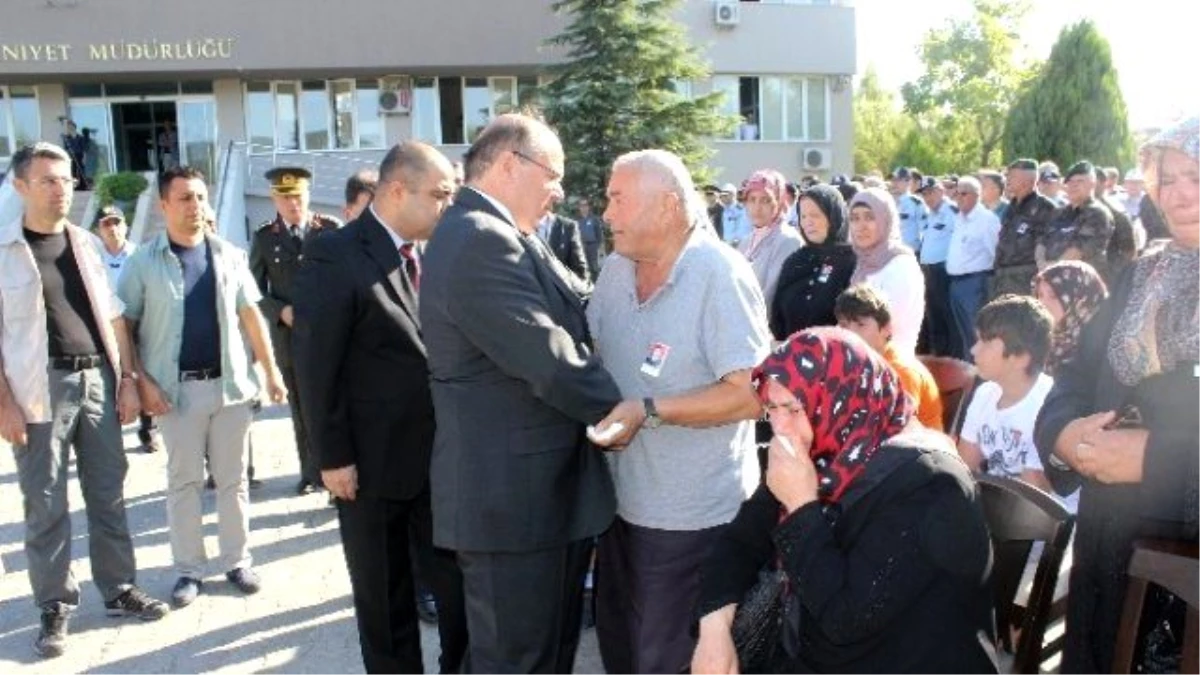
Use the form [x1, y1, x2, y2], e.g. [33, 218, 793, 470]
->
[290, 211, 433, 501]
[420, 187, 622, 553]
[547, 214, 590, 281]
[248, 212, 342, 366]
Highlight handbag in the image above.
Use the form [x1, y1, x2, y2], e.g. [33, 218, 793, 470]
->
[730, 567, 800, 673]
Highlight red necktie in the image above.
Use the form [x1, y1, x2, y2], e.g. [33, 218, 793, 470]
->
[399, 243, 420, 292]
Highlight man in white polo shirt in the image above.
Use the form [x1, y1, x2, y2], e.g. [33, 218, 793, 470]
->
[946, 176, 1002, 361]
[587, 149, 770, 675]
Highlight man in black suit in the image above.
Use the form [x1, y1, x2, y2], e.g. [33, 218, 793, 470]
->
[536, 206, 590, 282]
[248, 166, 342, 495]
[291, 142, 466, 674]
[420, 114, 624, 673]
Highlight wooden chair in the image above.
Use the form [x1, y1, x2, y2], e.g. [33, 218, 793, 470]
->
[917, 355, 978, 435]
[977, 475, 1075, 674]
[1112, 539, 1199, 674]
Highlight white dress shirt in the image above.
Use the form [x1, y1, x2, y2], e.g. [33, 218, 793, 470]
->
[946, 205, 1001, 276]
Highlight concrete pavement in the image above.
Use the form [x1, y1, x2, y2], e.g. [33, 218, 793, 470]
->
[0, 404, 604, 673]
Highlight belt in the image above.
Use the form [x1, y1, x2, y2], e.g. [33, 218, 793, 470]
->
[50, 354, 104, 371]
[950, 270, 992, 280]
[179, 367, 222, 382]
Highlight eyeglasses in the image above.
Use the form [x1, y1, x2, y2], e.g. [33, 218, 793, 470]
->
[512, 150, 563, 182]
[98, 218, 123, 227]
[32, 176, 75, 189]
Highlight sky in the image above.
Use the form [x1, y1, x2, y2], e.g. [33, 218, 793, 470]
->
[854, 0, 1199, 131]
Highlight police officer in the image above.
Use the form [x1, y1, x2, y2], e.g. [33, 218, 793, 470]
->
[248, 167, 342, 495]
[890, 167, 928, 252]
[1038, 160, 1114, 280]
[915, 176, 960, 357]
[990, 159, 1058, 300]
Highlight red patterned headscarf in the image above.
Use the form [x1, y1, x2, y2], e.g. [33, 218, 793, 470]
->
[752, 327, 912, 504]
[743, 169, 789, 225]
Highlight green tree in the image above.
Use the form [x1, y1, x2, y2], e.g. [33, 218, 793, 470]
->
[853, 65, 912, 174]
[1003, 20, 1134, 169]
[541, 0, 735, 204]
[901, 0, 1036, 168]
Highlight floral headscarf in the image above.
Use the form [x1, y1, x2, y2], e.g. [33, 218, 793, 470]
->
[743, 169, 789, 226]
[752, 327, 912, 504]
[1033, 261, 1108, 376]
[848, 188, 914, 284]
[1109, 116, 1200, 386]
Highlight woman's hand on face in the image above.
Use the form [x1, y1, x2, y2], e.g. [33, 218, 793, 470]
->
[766, 436, 819, 514]
[694, 606, 740, 675]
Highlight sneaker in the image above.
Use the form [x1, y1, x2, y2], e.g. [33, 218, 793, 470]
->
[140, 436, 164, 454]
[171, 577, 202, 608]
[296, 479, 317, 496]
[205, 475, 216, 490]
[33, 603, 69, 659]
[226, 567, 261, 595]
[105, 586, 169, 621]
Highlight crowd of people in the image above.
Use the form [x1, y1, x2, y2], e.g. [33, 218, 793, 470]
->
[0, 110, 1195, 674]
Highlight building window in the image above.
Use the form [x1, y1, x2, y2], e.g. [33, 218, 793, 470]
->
[0, 85, 41, 158]
[244, 79, 386, 153]
[409, 76, 534, 146]
[712, 75, 830, 142]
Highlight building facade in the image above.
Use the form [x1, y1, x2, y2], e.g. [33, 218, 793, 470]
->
[1, 0, 856, 214]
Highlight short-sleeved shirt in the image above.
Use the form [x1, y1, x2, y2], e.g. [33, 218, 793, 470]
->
[918, 199, 958, 265]
[961, 374, 1076, 511]
[883, 343, 943, 431]
[119, 232, 263, 407]
[587, 228, 771, 531]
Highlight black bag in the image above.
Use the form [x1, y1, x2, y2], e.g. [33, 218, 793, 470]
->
[730, 567, 800, 673]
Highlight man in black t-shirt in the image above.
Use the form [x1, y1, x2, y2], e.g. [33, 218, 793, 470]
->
[1, 143, 169, 660]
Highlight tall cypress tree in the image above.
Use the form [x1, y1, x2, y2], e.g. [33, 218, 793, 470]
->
[540, 0, 735, 204]
[1003, 20, 1134, 168]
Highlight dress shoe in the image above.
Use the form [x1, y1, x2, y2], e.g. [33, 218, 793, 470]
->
[296, 480, 317, 496]
[226, 567, 262, 595]
[171, 577, 202, 608]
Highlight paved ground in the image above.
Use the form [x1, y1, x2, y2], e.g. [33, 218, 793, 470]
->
[0, 404, 604, 673]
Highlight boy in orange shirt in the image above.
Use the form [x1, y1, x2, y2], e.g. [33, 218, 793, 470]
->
[835, 284, 945, 431]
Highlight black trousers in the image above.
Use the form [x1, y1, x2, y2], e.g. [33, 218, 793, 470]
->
[921, 262, 960, 358]
[596, 517, 722, 675]
[456, 538, 593, 673]
[337, 490, 467, 674]
[279, 363, 319, 485]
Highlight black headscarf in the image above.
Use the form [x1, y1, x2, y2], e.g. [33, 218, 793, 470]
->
[798, 184, 850, 248]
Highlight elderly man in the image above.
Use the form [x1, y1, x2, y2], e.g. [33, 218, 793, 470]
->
[1, 143, 168, 659]
[990, 159, 1059, 300]
[587, 150, 769, 674]
[420, 114, 624, 673]
[119, 166, 287, 609]
[945, 176, 1001, 360]
[1038, 161, 1115, 279]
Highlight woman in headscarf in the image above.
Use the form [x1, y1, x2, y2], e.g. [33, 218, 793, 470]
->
[738, 169, 804, 309]
[769, 185, 857, 340]
[1031, 261, 1108, 377]
[1034, 116, 1199, 673]
[692, 328, 997, 674]
[847, 188, 925, 354]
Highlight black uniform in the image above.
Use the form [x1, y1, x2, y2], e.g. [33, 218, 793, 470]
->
[989, 190, 1057, 299]
[1040, 197, 1114, 280]
[249, 212, 342, 488]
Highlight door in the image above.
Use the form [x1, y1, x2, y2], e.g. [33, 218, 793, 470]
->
[110, 101, 177, 173]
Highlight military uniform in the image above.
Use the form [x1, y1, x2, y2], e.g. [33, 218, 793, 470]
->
[990, 190, 1057, 300]
[1040, 197, 1114, 279]
[248, 168, 343, 491]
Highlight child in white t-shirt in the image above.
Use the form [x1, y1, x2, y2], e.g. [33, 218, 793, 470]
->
[957, 295, 1077, 512]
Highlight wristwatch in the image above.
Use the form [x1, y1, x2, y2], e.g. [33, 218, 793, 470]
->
[643, 397, 662, 429]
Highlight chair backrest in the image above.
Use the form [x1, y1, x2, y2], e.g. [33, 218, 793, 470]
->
[917, 355, 978, 435]
[976, 474, 1075, 674]
[1112, 539, 1200, 674]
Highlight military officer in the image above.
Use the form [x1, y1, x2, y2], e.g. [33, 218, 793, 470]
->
[1038, 160, 1114, 280]
[248, 167, 342, 495]
[990, 159, 1058, 300]
[890, 166, 928, 252]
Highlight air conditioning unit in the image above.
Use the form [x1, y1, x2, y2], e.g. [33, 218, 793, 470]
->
[714, 1, 740, 27]
[378, 75, 412, 115]
[801, 147, 832, 171]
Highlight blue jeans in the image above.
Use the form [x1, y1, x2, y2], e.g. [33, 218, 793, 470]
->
[949, 272, 991, 361]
